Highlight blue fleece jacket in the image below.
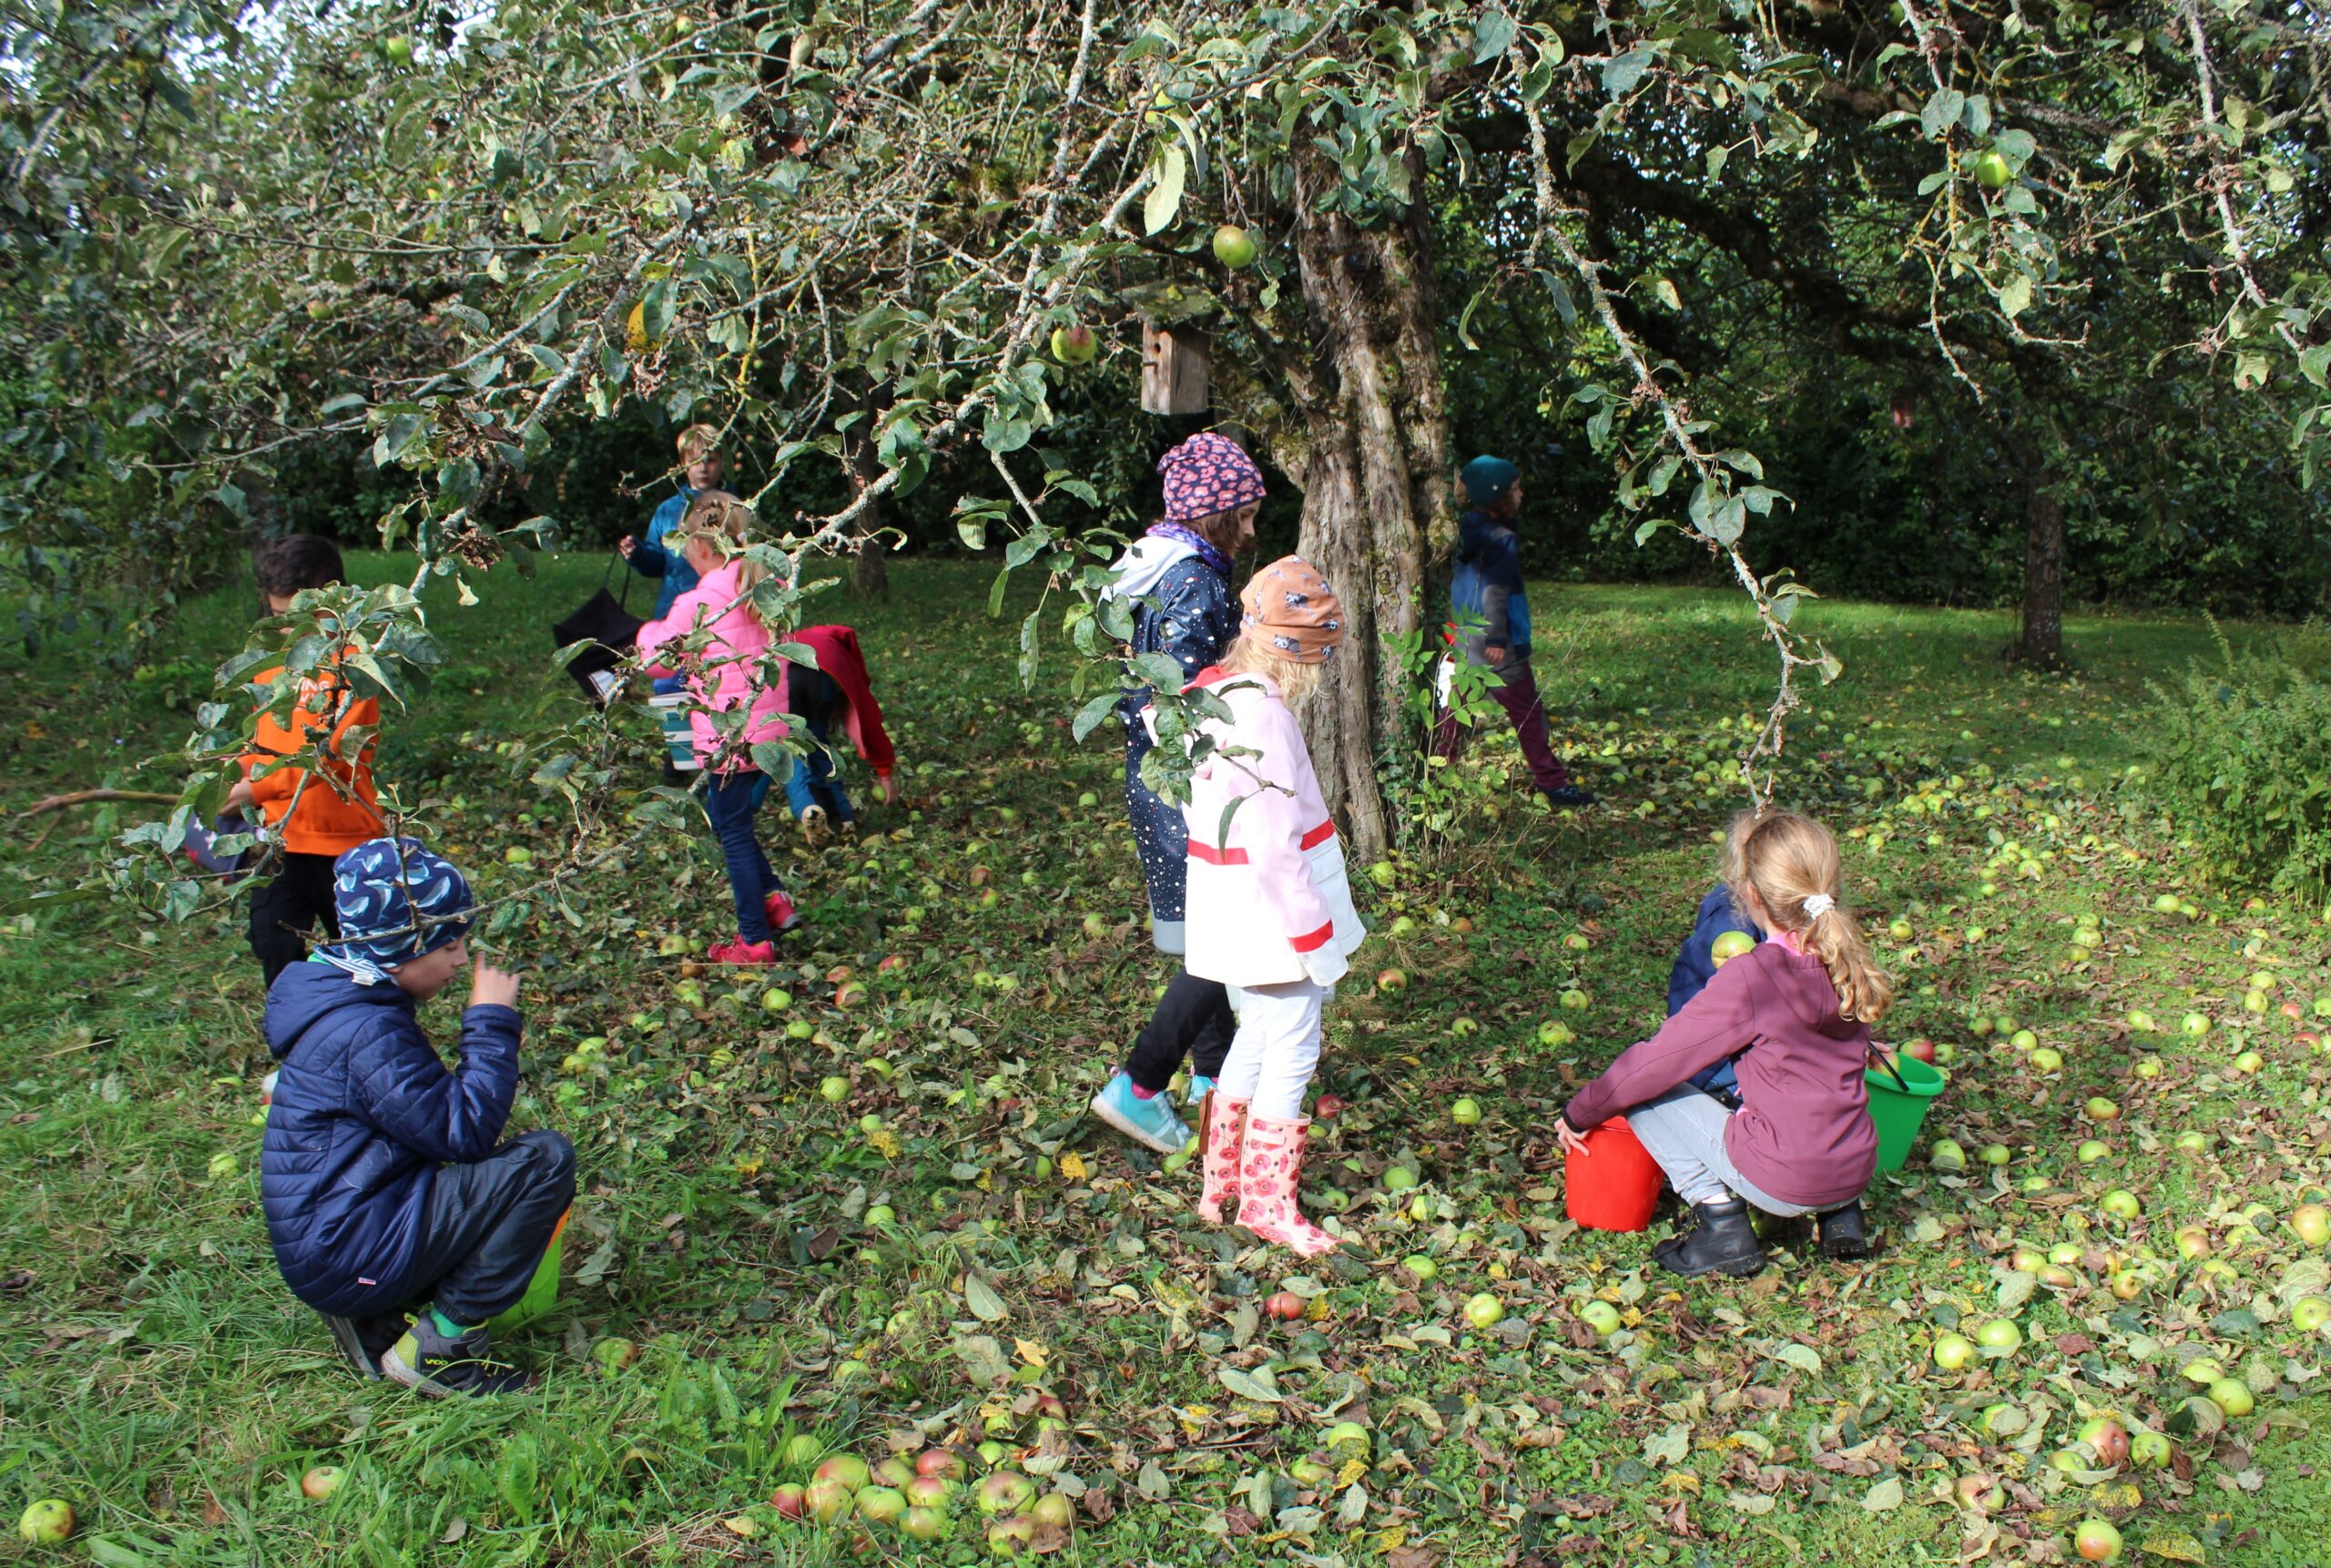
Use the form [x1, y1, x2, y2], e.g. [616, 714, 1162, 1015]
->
[259, 961, 524, 1314]
[1667, 884, 1765, 1095]
[626, 489, 700, 618]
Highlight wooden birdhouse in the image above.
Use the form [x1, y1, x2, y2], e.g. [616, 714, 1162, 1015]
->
[1141, 321, 1211, 415]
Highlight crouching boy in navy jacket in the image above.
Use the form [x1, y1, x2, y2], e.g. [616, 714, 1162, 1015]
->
[260, 837, 573, 1396]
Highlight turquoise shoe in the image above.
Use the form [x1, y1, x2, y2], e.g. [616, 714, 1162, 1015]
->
[1090, 1071, 1192, 1154]
[1186, 1074, 1217, 1106]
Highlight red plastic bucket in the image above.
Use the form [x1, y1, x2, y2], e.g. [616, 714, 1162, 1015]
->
[1565, 1117, 1665, 1232]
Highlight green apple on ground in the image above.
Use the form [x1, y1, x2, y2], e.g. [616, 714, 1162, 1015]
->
[1931, 1332, 1976, 1370]
[18, 1501, 74, 1544]
[1974, 1319, 2021, 1354]
[1579, 1299, 1622, 1337]
[1463, 1292, 1504, 1329]
[2072, 1518, 2123, 1562]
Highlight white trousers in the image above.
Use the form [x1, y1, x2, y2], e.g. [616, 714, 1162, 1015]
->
[1216, 978, 1328, 1120]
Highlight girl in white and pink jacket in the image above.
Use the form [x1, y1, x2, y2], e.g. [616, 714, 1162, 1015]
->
[635, 491, 799, 966]
[1181, 556, 1367, 1257]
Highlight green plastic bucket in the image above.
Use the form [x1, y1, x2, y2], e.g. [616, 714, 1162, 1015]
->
[1865, 1054, 1946, 1173]
[485, 1207, 570, 1337]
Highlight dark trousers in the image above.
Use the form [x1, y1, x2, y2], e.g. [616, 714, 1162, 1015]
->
[1432, 657, 1573, 794]
[1123, 728, 1187, 925]
[705, 770, 784, 942]
[1125, 971, 1236, 1094]
[248, 851, 341, 987]
[404, 1132, 577, 1325]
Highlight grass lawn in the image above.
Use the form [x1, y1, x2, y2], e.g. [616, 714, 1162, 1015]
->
[1, 553, 2326, 1566]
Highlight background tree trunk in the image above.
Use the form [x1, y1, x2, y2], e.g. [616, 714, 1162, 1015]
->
[848, 431, 889, 598]
[2003, 420, 2065, 667]
[1270, 151, 1451, 860]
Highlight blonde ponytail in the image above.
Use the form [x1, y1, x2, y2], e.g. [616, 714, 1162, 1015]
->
[1725, 808, 1894, 1023]
[1218, 634, 1322, 704]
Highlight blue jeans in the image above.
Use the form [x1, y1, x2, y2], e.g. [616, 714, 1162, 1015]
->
[783, 716, 853, 822]
[704, 771, 785, 942]
[1123, 725, 1187, 952]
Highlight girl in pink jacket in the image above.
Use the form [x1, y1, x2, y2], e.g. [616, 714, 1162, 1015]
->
[1184, 557, 1368, 1257]
[635, 491, 800, 965]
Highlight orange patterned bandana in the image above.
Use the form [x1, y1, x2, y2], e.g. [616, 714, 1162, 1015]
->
[1238, 556, 1345, 664]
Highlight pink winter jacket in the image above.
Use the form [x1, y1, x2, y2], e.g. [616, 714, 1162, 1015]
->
[636, 559, 790, 772]
[1175, 667, 1367, 989]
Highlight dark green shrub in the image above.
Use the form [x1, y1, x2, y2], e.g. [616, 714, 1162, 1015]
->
[2151, 620, 2331, 902]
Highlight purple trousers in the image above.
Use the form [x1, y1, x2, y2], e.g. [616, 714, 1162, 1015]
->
[1433, 657, 1573, 794]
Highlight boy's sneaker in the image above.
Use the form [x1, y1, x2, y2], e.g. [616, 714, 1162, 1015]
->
[1544, 784, 1599, 809]
[381, 1319, 533, 1398]
[1186, 1074, 1218, 1106]
[799, 805, 830, 844]
[709, 935, 779, 966]
[764, 890, 803, 932]
[321, 1310, 411, 1380]
[1089, 1071, 1192, 1155]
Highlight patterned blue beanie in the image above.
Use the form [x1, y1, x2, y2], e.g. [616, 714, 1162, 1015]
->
[1461, 455, 1520, 505]
[318, 837, 473, 984]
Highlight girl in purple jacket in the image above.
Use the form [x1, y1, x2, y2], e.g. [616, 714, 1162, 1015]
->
[1556, 809, 1895, 1278]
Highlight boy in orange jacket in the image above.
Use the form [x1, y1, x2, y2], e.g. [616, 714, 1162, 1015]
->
[228, 536, 387, 983]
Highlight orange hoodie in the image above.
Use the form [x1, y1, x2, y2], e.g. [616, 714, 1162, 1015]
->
[241, 660, 384, 857]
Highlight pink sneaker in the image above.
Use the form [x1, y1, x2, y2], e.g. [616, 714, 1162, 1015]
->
[764, 890, 802, 932]
[708, 936, 778, 966]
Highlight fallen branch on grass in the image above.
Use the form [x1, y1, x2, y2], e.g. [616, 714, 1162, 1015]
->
[18, 789, 179, 817]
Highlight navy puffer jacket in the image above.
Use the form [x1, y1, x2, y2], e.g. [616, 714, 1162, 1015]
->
[260, 962, 523, 1314]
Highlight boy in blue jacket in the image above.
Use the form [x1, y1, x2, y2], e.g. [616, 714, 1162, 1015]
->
[260, 838, 574, 1397]
[1434, 455, 1593, 808]
[1665, 884, 1766, 1105]
[619, 423, 725, 695]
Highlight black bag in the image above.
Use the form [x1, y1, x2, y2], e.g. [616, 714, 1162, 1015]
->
[551, 555, 644, 705]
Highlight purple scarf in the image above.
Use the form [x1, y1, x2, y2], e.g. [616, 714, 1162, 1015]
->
[1145, 522, 1231, 578]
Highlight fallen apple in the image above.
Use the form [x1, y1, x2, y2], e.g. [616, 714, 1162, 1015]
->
[2084, 1096, 2120, 1122]
[1929, 1138, 1968, 1171]
[917, 1448, 969, 1482]
[2288, 1295, 2331, 1333]
[1375, 969, 1408, 994]
[1558, 987, 1589, 1010]
[1898, 1037, 1937, 1064]
[1029, 1493, 1073, 1529]
[594, 1337, 639, 1373]
[805, 1478, 853, 1522]
[1402, 1254, 1439, 1282]
[770, 1483, 809, 1519]
[15, 1500, 73, 1546]
[1322, 1420, 1371, 1456]
[1579, 1300, 1622, 1338]
[1980, 1144, 2011, 1167]
[2128, 1428, 2172, 1468]
[2030, 1047, 2064, 1073]
[779, 1434, 824, 1470]
[985, 1513, 1037, 1556]
[819, 1075, 850, 1104]
[857, 1485, 908, 1524]
[2204, 1378, 2254, 1418]
[1464, 1292, 1504, 1329]
[2182, 1012, 2212, 1037]
[899, 1505, 946, 1541]
[1931, 1332, 1977, 1371]
[815, 1454, 871, 1493]
[873, 1458, 915, 1491]
[300, 1464, 347, 1501]
[976, 1471, 1035, 1515]
[2101, 1189, 2142, 1220]
[2072, 1517, 2123, 1562]
[2133, 1057, 2163, 1079]
[2076, 1139, 2110, 1163]
[2077, 1415, 2130, 1467]
[1974, 1319, 2022, 1355]
[1265, 1291, 1305, 1321]
[1451, 1096, 1481, 1125]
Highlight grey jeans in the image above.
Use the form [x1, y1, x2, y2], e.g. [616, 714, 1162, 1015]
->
[1624, 1088, 1817, 1216]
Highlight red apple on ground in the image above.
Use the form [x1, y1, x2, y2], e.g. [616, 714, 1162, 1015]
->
[1314, 1093, 1346, 1119]
[917, 1448, 968, 1481]
[1265, 1291, 1304, 1320]
[815, 1454, 871, 1493]
[2076, 1415, 2129, 1467]
[976, 1472, 1035, 1515]
[771, 1484, 809, 1519]
[900, 1506, 946, 1541]
[1375, 969, 1407, 993]
[300, 1466, 343, 1501]
[1898, 1037, 1936, 1064]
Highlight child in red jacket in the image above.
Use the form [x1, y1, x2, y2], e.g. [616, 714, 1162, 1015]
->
[1557, 809, 1894, 1278]
[780, 625, 898, 835]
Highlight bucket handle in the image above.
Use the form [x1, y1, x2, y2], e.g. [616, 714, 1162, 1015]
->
[1868, 1044, 1912, 1094]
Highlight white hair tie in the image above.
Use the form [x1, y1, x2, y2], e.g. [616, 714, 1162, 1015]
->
[1803, 892, 1836, 919]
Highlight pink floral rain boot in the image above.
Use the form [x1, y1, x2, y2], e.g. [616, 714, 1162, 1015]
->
[1196, 1097, 1249, 1223]
[1235, 1115, 1339, 1257]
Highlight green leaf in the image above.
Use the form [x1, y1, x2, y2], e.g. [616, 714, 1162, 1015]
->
[964, 1274, 1007, 1322]
[1071, 689, 1123, 743]
[1143, 142, 1187, 236]
[1218, 1365, 1283, 1402]
[1471, 12, 1518, 64]
[1861, 1477, 1904, 1512]
[1603, 46, 1653, 98]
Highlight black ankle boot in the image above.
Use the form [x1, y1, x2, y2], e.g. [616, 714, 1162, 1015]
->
[1817, 1200, 1871, 1260]
[1651, 1198, 1767, 1278]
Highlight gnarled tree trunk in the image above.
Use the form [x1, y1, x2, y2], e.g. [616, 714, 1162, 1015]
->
[2003, 420, 2064, 667]
[1269, 149, 1451, 860]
